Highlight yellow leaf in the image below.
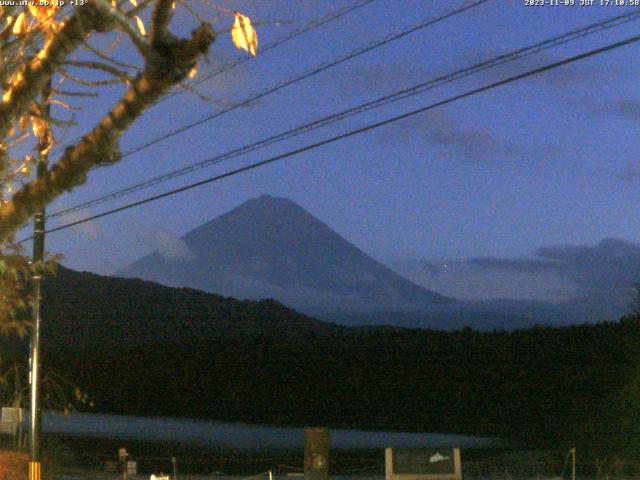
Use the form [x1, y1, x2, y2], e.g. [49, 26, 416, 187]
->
[135, 15, 145, 36]
[18, 115, 28, 134]
[31, 115, 47, 141]
[28, 2, 57, 25]
[187, 64, 198, 79]
[125, 0, 146, 35]
[12, 12, 29, 37]
[231, 12, 257, 56]
[31, 113, 54, 153]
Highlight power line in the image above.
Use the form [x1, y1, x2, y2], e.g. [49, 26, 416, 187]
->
[28, 0, 482, 230]
[38, 0, 492, 224]
[48, 0, 381, 157]
[96, 0, 491, 160]
[47, 10, 640, 220]
[16, 32, 640, 244]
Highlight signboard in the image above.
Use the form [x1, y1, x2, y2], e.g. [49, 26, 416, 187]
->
[118, 448, 128, 463]
[385, 448, 461, 480]
[1, 407, 24, 423]
[0, 407, 24, 435]
[304, 427, 329, 480]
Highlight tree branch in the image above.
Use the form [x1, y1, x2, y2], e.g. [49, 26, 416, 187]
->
[59, 67, 125, 86]
[150, 0, 173, 46]
[90, 0, 151, 57]
[63, 60, 134, 82]
[81, 39, 139, 70]
[0, 23, 215, 241]
[0, 11, 93, 140]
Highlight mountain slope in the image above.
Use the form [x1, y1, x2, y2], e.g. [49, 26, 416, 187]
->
[117, 195, 452, 316]
[42, 265, 343, 349]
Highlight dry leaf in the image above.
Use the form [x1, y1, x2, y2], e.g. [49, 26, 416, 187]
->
[12, 12, 29, 37]
[231, 12, 257, 56]
[31, 115, 46, 140]
[135, 16, 146, 36]
[127, 0, 146, 36]
[31, 114, 54, 153]
[28, 2, 57, 25]
[18, 115, 28, 134]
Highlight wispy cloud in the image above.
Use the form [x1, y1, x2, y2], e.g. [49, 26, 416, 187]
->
[467, 256, 562, 274]
[375, 110, 520, 162]
[393, 238, 640, 305]
[470, 238, 640, 290]
[52, 204, 102, 241]
[602, 99, 640, 122]
[151, 229, 195, 261]
[336, 59, 438, 97]
[390, 257, 576, 302]
[617, 161, 640, 183]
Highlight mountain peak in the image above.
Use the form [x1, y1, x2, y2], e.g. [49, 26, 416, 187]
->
[248, 194, 299, 207]
[118, 196, 453, 320]
[231, 194, 309, 217]
[257, 194, 291, 202]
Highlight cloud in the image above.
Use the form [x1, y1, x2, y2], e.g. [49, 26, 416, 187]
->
[534, 238, 640, 289]
[336, 60, 437, 97]
[393, 238, 640, 310]
[469, 238, 640, 290]
[376, 110, 519, 162]
[151, 229, 195, 261]
[339, 46, 623, 100]
[591, 100, 640, 182]
[601, 99, 640, 123]
[617, 161, 640, 183]
[112, 222, 196, 265]
[467, 257, 562, 274]
[120, 224, 195, 262]
[51, 204, 102, 240]
[390, 257, 577, 303]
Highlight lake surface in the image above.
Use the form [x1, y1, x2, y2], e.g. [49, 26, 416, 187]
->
[39, 412, 503, 450]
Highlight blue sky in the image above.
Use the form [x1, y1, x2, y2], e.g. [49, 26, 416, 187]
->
[35, 0, 640, 301]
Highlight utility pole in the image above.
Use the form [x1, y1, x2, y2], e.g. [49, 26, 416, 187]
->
[29, 81, 50, 480]
[571, 448, 576, 480]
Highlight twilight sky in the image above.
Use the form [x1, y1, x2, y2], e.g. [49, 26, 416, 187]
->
[31, 0, 640, 301]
